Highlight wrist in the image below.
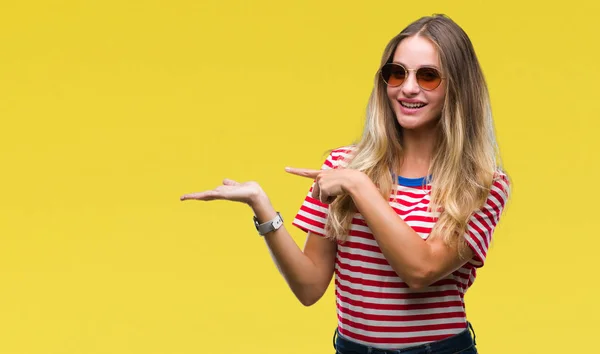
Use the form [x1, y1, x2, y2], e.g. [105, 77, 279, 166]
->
[248, 187, 269, 208]
[249, 189, 277, 223]
[345, 171, 368, 197]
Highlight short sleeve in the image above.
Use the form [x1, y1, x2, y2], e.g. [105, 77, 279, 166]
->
[291, 147, 353, 237]
[464, 172, 511, 267]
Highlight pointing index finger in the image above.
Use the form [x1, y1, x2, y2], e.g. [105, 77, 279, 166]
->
[284, 167, 321, 179]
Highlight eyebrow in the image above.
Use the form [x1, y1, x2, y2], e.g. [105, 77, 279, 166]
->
[391, 61, 441, 70]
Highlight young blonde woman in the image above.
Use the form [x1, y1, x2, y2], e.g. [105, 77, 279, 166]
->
[181, 14, 510, 354]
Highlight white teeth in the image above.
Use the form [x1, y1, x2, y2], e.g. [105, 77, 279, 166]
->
[400, 101, 426, 109]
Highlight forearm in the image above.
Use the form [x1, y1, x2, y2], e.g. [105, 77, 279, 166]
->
[348, 177, 433, 287]
[250, 192, 325, 304]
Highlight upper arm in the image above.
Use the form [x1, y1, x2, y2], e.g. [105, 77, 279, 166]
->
[464, 174, 510, 267]
[302, 231, 337, 290]
[288, 147, 352, 300]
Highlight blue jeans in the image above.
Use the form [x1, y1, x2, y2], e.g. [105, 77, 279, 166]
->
[333, 323, 478, 354]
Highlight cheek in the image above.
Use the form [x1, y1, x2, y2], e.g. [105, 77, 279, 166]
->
[421, 91, 445, 120]
[386, 87, 397, 106]
[427, 89, 446, 111]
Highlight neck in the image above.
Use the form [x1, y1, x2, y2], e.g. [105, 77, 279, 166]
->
[397, 127, 438, 178]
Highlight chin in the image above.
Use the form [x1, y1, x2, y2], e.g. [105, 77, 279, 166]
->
[395, 114, 439, 132]
[396, 115, 427, 129]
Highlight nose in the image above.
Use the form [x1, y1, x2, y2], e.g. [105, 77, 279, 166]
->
[401, 71, 420, 96]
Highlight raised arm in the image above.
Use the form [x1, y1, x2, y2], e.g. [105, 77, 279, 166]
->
[181, 179, 336, 306]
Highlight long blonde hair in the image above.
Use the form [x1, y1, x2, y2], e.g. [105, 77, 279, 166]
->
[325, 14, 505, 259]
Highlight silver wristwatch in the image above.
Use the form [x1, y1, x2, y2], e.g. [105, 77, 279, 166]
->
[253, 212, 284, 236]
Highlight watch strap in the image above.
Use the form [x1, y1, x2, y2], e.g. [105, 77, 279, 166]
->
[253, 212, 284, 236]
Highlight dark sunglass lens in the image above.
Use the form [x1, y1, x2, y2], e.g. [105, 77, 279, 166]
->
[416, 67, 442, 90]
[382, 64, 406, 86]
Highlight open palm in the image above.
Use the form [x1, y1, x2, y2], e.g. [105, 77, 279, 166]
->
[180, 179, 262, 205]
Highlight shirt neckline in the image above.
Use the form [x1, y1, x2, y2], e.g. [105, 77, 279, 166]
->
[397, 175, 432, 187]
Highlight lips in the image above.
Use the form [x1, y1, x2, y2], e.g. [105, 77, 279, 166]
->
[397, 99, 427, 115]
[399, 101, 426, 109]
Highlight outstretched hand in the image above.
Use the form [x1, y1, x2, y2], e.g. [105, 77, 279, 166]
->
[180, 179, 264, 206]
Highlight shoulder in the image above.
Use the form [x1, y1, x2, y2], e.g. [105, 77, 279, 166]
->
[492, 168, 511, 195]
[487, 167, 511, 207]
[320, 145, 357, 170]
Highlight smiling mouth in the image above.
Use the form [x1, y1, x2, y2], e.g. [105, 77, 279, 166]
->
[400, 101, 427, 109]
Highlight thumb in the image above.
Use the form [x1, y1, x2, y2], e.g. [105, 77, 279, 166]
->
[222, 178, 241, 186]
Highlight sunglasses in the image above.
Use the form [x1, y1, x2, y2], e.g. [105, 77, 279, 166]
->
[380, 63, 444, 91]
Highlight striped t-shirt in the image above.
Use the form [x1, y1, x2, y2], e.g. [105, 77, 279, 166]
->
[291, 147, 510, 349]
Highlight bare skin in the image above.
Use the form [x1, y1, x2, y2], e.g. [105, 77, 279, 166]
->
[180, 179, 337, 306]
